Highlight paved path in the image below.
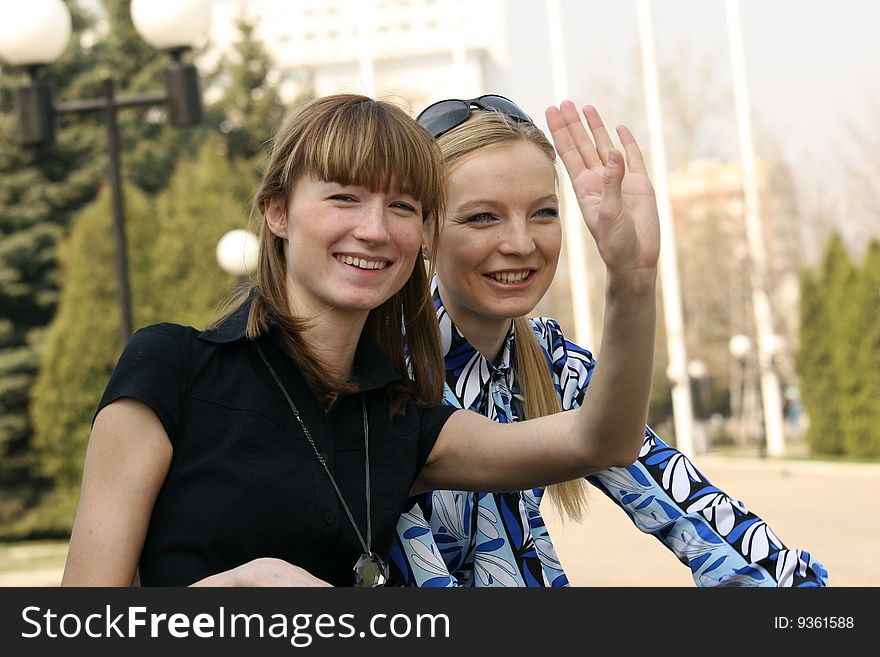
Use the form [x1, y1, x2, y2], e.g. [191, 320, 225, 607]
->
[543, 454, 880, 586]
[1, 455, 878, 587]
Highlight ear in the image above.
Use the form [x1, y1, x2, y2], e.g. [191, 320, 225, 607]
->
[264, 197, 288, 239]
[421, 222, 435, 261]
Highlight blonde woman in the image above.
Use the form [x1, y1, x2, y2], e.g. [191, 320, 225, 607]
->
[389, 95, 827, 587]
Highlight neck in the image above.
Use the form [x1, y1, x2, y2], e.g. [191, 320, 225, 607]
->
[285, 288, 368, 379]
[437, 282, 511, 362]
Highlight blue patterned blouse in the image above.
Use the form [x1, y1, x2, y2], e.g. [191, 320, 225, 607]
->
[388, 279, 828, 587]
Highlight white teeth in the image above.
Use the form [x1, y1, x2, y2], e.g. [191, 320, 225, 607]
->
[490, 271, 530, 283]
[336, 255, 387, 270]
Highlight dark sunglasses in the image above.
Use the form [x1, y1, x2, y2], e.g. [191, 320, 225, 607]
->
[416, 94, 533, 139]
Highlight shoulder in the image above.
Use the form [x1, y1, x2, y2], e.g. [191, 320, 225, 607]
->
[527, 316, 595, 364]
[117, 323, 202, 365]
[130, 321, 198, 342]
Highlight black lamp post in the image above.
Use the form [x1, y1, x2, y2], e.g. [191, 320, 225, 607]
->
[0, 0, 211, 349]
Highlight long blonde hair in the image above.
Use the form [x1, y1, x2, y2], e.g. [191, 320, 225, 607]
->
[219, 94, 447, 413]
[436, 110, 589, 520]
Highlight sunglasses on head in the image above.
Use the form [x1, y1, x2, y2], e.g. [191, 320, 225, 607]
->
[416, 94, 533, 139]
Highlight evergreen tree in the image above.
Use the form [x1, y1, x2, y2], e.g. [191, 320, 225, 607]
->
[25, 183, 157, 536]
[0, 0, 207, 535]
[843, 239, 880, 456]
[19, 5, 307, 538]
[798, 233, 854, 455]
[24, 137, 253, 538]
[205, 9, 291, 163]
[0, 1, 106, 528]
[149, 136, 257, 326]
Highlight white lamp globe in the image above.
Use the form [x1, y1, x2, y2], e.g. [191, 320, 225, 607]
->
[760, 333, 785, 356]
[217, 229, 259, 278]
[0, 0, 71, 66]
[728, 334, 752, 359]
[687, 359, 708, 380]
[130, 0, 211, 51]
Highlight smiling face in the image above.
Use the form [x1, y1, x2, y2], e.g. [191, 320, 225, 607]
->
[432, 139, 561, 339]
[266, 175, 424, 321]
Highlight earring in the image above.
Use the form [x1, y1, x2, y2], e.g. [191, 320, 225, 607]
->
[421, 246, 430, 260]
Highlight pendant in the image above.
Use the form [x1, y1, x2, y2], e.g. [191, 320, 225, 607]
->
[354, 552, 388, 587]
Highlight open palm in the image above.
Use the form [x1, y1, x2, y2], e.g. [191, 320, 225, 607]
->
[546, 102, 660, 276]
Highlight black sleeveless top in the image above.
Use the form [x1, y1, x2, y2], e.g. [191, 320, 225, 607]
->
[96, 298, 456, 586]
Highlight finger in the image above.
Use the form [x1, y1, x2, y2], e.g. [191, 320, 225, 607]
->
[546, 105, 586, 179]
[600, 148, 625, 219]
[583, 105, 615, 166]
[546, 103, 601, 177]
[560, 100, 603, 170]
[616, 124, 648, 176]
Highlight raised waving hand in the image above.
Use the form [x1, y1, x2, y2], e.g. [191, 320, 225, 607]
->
[545, 102, 660, 278]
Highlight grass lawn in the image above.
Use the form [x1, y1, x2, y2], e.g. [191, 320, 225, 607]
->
[0, 540, 68, 574]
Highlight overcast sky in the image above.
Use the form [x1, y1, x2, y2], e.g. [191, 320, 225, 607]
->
[553, 0, 878, 235]
[207, 0, 877, 251]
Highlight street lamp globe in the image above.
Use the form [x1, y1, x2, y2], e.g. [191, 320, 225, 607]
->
[687, 359, 708, 380]
[760, 332, 785, 357]
[130, 0, 211, 51]
[728, 334, 752, 360]
[217, 229, 259, 279]
[0, 0, 71, 66]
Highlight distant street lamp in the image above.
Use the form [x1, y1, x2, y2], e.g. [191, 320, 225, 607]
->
[687, 358, 709, 453]
[725, 0, 786, 457]
[728, 334, 752, 447]
[0, 0, 211, 349]
[216, 229, 259, 283]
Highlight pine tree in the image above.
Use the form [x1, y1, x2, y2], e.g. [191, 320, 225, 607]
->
[19, 5, 307, 538]
[24, 137, 253, 538]
[205, 9, 292, 163]
[843, 239, 880, 456]
[25, 183, 157, 536]
[798, 233, 854, 455]
[796, 270, 822, 447]
[149, 136, 257, 326]
[0, 1, 107, 528]
[0, 0, 204, 537]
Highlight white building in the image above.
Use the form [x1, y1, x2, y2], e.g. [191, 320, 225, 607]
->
[208, 0, 555, 115]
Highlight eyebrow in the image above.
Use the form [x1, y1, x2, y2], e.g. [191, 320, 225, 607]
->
[454, 195, 559, 214]
[322, 180, 420, 199]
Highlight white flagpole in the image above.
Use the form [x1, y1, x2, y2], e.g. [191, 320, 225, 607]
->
[725, 0, 786, 457]
[636, 0, 695, 455]
[546, 0, 595, 350]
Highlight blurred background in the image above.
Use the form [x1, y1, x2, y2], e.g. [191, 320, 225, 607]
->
[0, 0, 877, 585]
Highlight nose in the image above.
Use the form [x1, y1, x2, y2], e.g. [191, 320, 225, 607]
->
[352, 199, 391, 244]
[498, 219, 536, 257]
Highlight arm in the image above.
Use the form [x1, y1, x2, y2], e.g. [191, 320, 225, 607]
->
[588, 429, 829, 587]
[415, 103, 659, 495]
[63, 398, 331, 587]
[545, 320, 827, 587]
[62, 399, 172, 586]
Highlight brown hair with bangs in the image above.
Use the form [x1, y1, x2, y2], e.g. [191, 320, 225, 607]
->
[220, 94, 446, 413]
[434, 109, 589, 520]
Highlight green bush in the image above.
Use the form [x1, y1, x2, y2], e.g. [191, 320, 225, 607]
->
[19, 139, 253, 540]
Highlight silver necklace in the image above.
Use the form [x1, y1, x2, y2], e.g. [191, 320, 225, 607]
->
[255, 342, 388, 587]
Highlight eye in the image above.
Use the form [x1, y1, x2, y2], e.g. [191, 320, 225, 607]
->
[391, 201, 418, 213]
[329, 194, 357, 203]
[533, 207, 559, 220]
[464, 212, 498, 225]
